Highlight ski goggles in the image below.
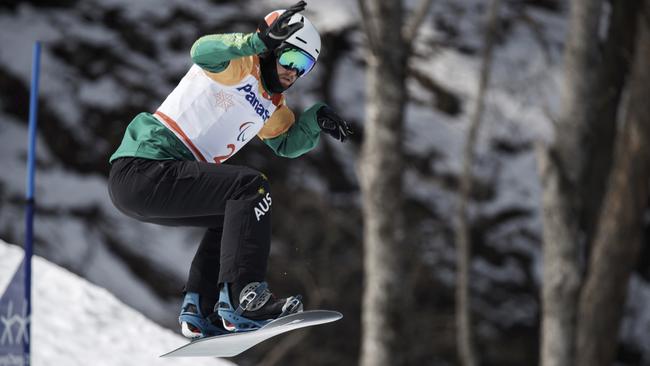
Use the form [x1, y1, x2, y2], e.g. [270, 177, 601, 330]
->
[277, 47, 316, 77]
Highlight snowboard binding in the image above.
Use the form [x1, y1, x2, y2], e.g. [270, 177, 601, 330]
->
[217, 282, 303, 332]
[178, 292, 228, 339]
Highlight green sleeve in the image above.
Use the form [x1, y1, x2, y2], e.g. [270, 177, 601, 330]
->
[190, 33, 268, 73]
[264, 102, 327, 158]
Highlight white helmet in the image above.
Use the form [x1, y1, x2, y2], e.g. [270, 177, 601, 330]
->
[263, 10, 321, 62]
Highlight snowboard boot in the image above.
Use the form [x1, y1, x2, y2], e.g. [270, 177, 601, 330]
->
[216, 282, 303, 332]
[179, 292, 228, 339]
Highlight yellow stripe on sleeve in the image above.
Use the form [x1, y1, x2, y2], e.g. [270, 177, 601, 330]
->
[203, 56, 253, 86]
[258, 105, 296, 139]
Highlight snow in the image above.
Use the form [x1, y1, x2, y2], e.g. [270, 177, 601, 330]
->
[78, 77, 127, 109]
[0, 239, 235, 366]
[620, 276, 650, 364]
[0, 114, 200, 327]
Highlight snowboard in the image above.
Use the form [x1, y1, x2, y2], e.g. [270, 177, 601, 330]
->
[160, 310, 342, 358]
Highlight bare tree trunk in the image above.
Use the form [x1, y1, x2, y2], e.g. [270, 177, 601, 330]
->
[538, 1, 603, 366]
[455, 1, 500, 365]
[358, 1, 408, 365]
[578, 0, 642, 247]
[576, 2, 650, 364]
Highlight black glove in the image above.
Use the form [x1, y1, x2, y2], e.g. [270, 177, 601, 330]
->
[258, 1, 307, 51]
[317, 106, 354, 142]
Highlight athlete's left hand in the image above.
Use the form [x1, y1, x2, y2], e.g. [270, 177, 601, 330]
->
[317, 105, 354, 142]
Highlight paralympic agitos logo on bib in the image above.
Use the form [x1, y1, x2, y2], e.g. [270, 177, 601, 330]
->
[237, 84, 271, 121]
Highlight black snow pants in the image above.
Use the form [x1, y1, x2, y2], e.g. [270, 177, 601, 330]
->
[107, 157, 272, 315]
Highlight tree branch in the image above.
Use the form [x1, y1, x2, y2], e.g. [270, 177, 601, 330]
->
[455, 1, 501, 365]
[403, 0, 435, 47]
[357, 0, 382, 53]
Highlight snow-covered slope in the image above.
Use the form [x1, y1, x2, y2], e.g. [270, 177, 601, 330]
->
[0, 239, 234, 366]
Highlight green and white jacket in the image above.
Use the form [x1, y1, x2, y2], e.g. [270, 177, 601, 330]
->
[110, 32, 324, 164]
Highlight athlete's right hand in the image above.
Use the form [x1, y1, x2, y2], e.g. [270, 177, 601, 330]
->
[258, 1, 307, 51]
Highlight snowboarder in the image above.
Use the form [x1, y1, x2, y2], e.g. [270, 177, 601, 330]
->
[107, 1, 352, 339]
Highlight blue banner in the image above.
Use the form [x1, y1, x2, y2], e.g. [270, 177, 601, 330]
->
[0, 259, 29, 366]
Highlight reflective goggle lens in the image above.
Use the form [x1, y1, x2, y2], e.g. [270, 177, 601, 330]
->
[277, 48, 316, 77]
